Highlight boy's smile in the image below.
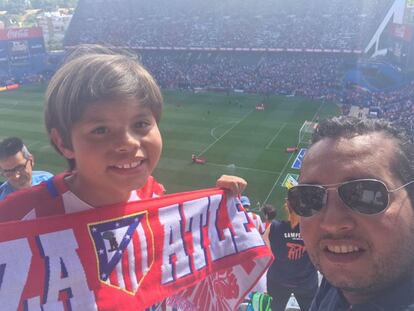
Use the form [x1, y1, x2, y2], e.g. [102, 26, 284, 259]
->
[54, 98, 162, 206]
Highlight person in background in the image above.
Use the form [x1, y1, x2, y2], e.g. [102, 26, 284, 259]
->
[240, 195, 267, 294]
[265, 201, 318, 311]
[261, 204, 277, 230]
[0, 137, 53, 200]
[0, 46, 249, 309]
[241, 195, 265, 234]
[288, 116, 414, 310]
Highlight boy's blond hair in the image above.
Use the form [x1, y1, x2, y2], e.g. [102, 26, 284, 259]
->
[44, 45, 163, 170]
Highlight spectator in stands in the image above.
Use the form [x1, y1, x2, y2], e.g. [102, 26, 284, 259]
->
[65, 0, 391, 50]
[241, 195, 267, 293]
[261, 203, 277, 230]
[241, 195, 265, 235]
[265, 200, 318, 311]
[0, 137, 53, 200]
[288, 116, 414, 310]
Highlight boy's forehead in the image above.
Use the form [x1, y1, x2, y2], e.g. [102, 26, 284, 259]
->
[79, 98, 153, 120]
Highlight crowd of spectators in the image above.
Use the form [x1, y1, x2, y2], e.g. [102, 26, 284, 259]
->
[62, 0, 412, 139]
[338, 81, 414, 141]
[141, 52, 349, 96]
[139, 51, 413, 140]
[65, 0, 393, 50]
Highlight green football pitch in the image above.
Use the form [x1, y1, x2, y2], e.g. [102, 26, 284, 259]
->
[0, 85, 339, 214]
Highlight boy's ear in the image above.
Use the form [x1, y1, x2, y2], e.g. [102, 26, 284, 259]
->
[50, 128, 75, 159]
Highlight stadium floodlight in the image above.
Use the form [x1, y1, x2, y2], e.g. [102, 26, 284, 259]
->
[298, 120, 318, 146]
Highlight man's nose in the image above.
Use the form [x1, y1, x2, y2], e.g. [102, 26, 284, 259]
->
[319, 189, 356, 234]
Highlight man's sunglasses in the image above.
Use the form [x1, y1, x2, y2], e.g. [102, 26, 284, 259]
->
[287, 179, 414, 217]
[0, 159, 31, 178]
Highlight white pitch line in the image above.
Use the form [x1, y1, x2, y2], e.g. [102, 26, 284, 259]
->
[210, 127, 218, 140]
[199, 109, 253, 157]
[262, 152, 296, 204]
[205, 162, 281, 175]
[262, 101, 326, 204]
[210, 121, 237, 140]
[265, 123, 287, 150]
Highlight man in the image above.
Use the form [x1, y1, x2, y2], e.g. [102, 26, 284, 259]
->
[0, 137, 53, 200]
[287, 116, 414, 310]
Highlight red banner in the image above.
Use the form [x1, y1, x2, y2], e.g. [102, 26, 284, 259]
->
[0, 188, 272, 310]
[6, 83, 19, 90]
[0, 27, 43, 41]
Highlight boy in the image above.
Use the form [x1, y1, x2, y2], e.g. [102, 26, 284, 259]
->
[0, 46, 246, 221]
[0, 46, 257, 311]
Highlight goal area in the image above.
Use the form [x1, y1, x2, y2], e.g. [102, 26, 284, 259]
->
[298, 121, 318, 145]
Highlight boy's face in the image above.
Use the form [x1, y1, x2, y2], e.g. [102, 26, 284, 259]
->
[54, 98, 162, 205]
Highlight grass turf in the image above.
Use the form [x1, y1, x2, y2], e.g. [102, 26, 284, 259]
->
[0, 85, 339, 214]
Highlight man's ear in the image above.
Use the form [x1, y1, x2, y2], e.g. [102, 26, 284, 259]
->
[29, 154, 34, 168]
[50, 128, 75, 159]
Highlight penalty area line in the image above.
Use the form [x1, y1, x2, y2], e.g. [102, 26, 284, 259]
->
[265, 123, 287, 150]
[199, 109, 253, 157]
[205, 162, 281, 175]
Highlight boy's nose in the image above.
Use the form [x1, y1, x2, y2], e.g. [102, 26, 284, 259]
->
[115, 131, 140, 152]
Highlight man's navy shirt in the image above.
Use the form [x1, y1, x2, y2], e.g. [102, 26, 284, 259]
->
[310, 276, 414, 311]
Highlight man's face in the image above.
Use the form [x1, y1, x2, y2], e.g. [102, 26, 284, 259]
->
[0, 151, 33, 190]
[299, 132, 414, 304]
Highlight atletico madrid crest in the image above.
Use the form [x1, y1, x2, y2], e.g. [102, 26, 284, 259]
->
[88, 212, 155, 295]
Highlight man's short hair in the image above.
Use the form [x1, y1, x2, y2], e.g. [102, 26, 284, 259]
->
[312, 116, 414, 205]
[0, 137, 32, 160]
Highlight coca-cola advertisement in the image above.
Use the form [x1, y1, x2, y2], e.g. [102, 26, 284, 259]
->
[0, 27, 46, 67]
[0, 27, 43, 41]
[9, 41, 29, 54]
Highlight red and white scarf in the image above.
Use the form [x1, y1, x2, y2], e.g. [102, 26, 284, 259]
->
[0, 188, 272, 310]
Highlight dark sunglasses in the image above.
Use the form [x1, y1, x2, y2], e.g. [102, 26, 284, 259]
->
[287, 179, 414, 217]
[0, 159, 31, 178]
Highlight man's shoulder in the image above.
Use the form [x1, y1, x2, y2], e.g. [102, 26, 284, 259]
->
[32, 171, 54, 185]
[309, 276, 414, 311]
[0, 182, 52, 221]
[0, 181, 14, 200]
[270, 219, 289, 231]
[0, 174, 65, 222]
[309, 278, 346, 311]
[270, 219, 283, 226]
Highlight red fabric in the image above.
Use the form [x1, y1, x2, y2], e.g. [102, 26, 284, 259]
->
[0, 173, 165, 221]
[0, 187, 272, 310]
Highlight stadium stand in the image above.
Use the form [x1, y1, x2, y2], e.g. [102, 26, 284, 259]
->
[61, 0, 414, 141]
[65, 0, 394, 50]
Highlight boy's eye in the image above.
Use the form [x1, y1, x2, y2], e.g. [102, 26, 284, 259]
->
[91, 126, 108, 135]
[134, 121, 151, 129]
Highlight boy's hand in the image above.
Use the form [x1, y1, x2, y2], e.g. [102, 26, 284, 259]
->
[216, 175, 247, 195]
